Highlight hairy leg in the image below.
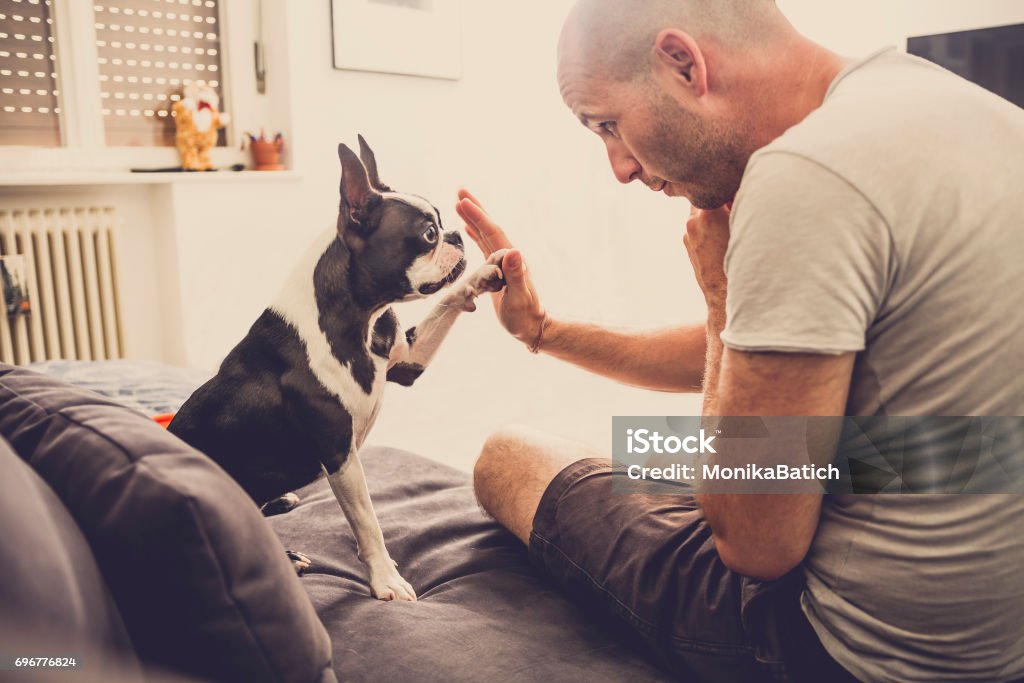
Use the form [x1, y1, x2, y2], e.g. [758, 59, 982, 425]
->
[474, 424, 605, 545]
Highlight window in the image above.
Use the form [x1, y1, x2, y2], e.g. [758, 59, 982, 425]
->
[95, 0, 225, 147]
[0, 0, 60, 146]
[0, 0, 240, 165]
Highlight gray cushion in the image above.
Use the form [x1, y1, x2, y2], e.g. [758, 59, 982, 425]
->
[0, 365, 336, 683]
[0, 435, 141, 678]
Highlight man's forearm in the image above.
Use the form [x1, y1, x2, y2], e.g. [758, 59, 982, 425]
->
[701, 305, 727, 414]
[536, 318, 706, 393]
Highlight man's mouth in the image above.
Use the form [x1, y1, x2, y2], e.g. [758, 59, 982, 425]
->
[646, 179, 667, 192]
[417, 255, 467, 295]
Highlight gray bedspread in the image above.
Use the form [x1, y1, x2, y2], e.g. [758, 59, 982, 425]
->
[270, 447, 672, 682]
[29, 360, 673, 681]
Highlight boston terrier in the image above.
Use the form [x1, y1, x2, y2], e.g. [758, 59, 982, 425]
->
[168, 137, 505, 601]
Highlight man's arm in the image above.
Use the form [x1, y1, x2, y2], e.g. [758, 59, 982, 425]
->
[457, 189, 705, 393]
[538, 320, 705, 392]
[697, 348, 854, 580]
[684, 204, 855, 580]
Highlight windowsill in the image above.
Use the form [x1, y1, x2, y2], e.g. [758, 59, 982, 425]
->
[0, 170, 302, 187]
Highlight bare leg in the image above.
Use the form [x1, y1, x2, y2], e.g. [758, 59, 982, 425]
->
[474, 424, 605, 545]
[324, 453, 416, 601]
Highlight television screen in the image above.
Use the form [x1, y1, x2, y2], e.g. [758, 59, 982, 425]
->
[908, 23, 1024, 108]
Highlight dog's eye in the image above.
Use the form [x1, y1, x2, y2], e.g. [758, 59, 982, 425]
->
[422, 225, 439, 244]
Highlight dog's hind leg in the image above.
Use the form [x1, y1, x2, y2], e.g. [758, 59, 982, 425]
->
[260, 492, 301, 517]
[258, 494, 310, 575]
[324, 453, 416, 601]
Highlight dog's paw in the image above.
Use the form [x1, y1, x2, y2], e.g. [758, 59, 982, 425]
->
[452, 261, 507, 312]
[286, 550, 311, 576]
[368, 561, 416, 602]
[261, 492, 300, 517]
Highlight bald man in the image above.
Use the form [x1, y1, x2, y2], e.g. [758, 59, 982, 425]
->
[458, 0, 1024, 681]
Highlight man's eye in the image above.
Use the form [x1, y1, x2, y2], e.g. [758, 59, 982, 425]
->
[599, 121, 619, 138]
[423, 225, 439, 244]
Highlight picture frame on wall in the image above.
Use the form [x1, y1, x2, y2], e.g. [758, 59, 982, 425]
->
[330, 0, 463, 80]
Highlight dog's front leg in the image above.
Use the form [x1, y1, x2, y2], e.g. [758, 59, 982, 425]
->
[387, 250, 508, 387]
[323, 454, 416, 601]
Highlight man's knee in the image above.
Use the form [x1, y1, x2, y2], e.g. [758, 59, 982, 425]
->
[474, 424, 600, 544]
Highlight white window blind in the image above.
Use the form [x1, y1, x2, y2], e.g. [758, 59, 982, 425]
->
[94, 0, 225, 147]
[0, 0, 60, 147]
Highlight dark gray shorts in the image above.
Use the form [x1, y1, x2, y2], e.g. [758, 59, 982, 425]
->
[528, 458, 857, 683]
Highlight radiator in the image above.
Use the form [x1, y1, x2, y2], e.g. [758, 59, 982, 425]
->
[0, 207, 124, 365]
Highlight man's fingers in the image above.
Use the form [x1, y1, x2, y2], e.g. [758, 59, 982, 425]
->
[463, 222, 489, 255]
[501, 249, 529, 288]
[488, 248, 511, 266]
[456, 203, 494, 257]
[458, 198, 514, 252]
[457, 188, 486, 212]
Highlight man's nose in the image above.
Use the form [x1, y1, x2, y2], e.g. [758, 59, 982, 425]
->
[606, 141, 643, 185]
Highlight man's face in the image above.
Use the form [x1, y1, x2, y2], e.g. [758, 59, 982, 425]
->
[558, 59, 750, 209]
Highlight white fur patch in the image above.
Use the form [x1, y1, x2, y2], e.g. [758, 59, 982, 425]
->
[269, 229, 388, 449]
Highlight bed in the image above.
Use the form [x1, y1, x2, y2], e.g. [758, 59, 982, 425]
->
[17, 360, 674, 682]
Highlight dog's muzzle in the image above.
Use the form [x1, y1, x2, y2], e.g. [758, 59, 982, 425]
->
[418, 233, 466, 295]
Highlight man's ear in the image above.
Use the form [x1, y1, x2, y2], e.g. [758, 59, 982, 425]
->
[653, 29, 708, 97]
[357, 134, 393, 193]
[338, 142, 382, 232]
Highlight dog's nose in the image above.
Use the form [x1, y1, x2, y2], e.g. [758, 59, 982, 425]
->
[444, 231, 464, 248]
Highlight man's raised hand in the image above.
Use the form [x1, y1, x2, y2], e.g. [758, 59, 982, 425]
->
[456, 189, 547, 348]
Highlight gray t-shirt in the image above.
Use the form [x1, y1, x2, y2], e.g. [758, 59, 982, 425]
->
[723, 48, 1024, 681]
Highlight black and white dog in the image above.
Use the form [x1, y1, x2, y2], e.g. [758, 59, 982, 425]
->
[169, 137, 505, 601]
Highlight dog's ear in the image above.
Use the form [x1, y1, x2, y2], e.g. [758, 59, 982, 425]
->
[338, 142, 382, 233]
[357, 134, 392, 193]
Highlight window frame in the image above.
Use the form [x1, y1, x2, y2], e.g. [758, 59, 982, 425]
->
[0, 0, 250, 172]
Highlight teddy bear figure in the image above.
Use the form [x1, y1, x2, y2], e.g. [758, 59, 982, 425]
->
[172, 83, 229, 171]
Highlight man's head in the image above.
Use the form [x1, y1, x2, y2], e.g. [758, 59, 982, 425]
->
[557, 0, 796, 208]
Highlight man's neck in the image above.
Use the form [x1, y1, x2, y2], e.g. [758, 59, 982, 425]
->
[744, 36, 851, 147]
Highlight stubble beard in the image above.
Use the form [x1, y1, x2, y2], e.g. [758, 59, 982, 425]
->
[643, 91, 751, 209]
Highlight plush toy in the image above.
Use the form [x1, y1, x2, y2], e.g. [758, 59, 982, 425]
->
[172, 83, 228, 171]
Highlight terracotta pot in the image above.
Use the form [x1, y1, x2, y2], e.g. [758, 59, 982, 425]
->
[251, 139, 284, 171]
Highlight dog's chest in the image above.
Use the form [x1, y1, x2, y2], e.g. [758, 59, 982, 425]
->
[268, 231, 394, 449]
[281, 308, 390, 448]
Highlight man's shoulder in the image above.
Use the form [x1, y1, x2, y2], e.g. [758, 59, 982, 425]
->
[742, 47, 1024, 215]
[755, 50, 952, 169]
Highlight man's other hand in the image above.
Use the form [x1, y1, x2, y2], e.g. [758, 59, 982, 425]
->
[684, 204, 730, 308]
[456, 189, 546, 346]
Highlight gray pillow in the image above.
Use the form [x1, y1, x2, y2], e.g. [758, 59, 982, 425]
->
[0, 435, 142, 679]
[0, 365, 336, 683]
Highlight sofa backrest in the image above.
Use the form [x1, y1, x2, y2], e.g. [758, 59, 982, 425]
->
[0, 365, 337, 683]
